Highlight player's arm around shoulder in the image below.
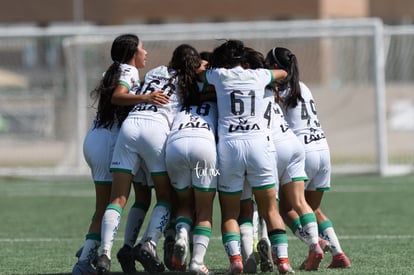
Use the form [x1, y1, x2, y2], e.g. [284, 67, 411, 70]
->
[270, 68, 288, 81]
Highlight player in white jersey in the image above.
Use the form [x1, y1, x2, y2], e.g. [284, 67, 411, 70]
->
[266, 86, 326, 271]
[165, 100, 218, 274]
[163, 52, 218, 275]
[96, 44, 202, 275]
[72, 34, 169, 275]
[236, 47, 269, 274]
[239, 48, 319, 274]
[265, 46, 351, 270]
[204, 40, 293, 275]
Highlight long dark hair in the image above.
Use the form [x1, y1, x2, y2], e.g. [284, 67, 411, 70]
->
[210, 39, 245, 69]
[90, 33, 140, 129]
[169, 44, 201, 107]
[265, 47, 302, 108]
[241, 46, 264, 69]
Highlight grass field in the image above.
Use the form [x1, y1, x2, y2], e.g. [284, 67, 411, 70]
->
[0, 173, 413, 275]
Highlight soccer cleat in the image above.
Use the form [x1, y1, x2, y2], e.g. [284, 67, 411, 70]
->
[227, 256, 243, 275]
[75, 246, 83, 258]
[136, 240, 165, 273]
[116, 245, 137, 274]
[75, 246, 98, 267]
[257, 238, 274, 272]
[163, 235, 175, 271]
[318, 237, 331, 254]
[243, 256, 257, 273]
[72, 260, 97, 275]
[96, 255, 111, 275]
[327, 253, 352, 268]
[189, 262, 214, 275]
[172, 238, 188, 271]
[304, 243, 324, 271]
[275, 258, 295, 274]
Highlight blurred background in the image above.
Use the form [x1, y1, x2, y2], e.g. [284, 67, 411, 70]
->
[0, 0, 413, 177]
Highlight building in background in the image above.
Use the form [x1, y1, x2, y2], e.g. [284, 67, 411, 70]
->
[0, 0, 413, 26]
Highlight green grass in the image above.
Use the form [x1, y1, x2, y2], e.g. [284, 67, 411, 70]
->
[0, 174, 414, 275]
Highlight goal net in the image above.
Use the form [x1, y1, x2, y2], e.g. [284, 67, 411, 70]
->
[0, 18, 412, 177]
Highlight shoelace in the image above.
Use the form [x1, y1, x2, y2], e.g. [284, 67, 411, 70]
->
[146, 242, 157, 257]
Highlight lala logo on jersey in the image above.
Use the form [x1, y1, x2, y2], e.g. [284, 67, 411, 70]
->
[304, 127, 326, 144]
[229, 117, 260, 132]
[178, 115, 211, 130]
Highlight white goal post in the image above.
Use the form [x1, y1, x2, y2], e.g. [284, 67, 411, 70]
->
[0, 18, 413, 177]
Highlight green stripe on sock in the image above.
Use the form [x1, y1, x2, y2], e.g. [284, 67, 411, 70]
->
[319, 220, 333, 232]
[106, 203, 122, 214]
[300, 213, 317, 226]
[269, 232, 288, 245]
[193, 226, 212, 238]
[222, 232, 240, 244]
[176, 216, 193, 226]
[85, 233, 101, 241]
[290, 217, 301, 233]
[238, 218, 253, 226]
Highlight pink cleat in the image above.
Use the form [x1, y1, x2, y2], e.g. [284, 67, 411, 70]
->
[304, 243, 324, 271]
[327, 253, 351, 268]
[275, 258, 295, 274]
[227, 255, 243, 275]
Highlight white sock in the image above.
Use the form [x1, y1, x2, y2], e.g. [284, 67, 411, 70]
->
[175, 216, 192, 243]
[145, 202, 171, 245]
[252, 203, 259, 243]
[260, 217, 268, 240]
[300, 213, 319, 247]
[320, 222, 343, 255]
[240, 222, 254, 261]
[79, 237, 100, 263]
[100, 205, 122, 259]
[123, 203, 147, 247]
[191, 227, 210, 265]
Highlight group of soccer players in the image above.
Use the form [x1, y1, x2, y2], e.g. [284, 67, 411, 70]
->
[72, 34, 351, 275]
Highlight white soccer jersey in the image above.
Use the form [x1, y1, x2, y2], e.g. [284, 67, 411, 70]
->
[110, 65, 183, 175]
[264, 88, 308, 185]
[279, 81, 331, 190]
[128, 65, 182, 128]
[264, 88, 293, 143]
[205, 66, 273, 140]
[279, 82, 329, 152]
[118, 63, 141, 94]
[168, 102, 218, 143]
[206, 66, 277, 193]
[83, 64, 141, 184]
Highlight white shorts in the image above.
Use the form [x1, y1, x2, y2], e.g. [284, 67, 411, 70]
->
[217, 137, 277, 194]
[274, 137, 308, 185]
[166, 137, 217, 191]
[240, 180, 252, 201]
[304, 149, 331, 191]
[132, 160, 154, 187]
[83, 126, 119, 185]
[110, 117, 170, 175]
